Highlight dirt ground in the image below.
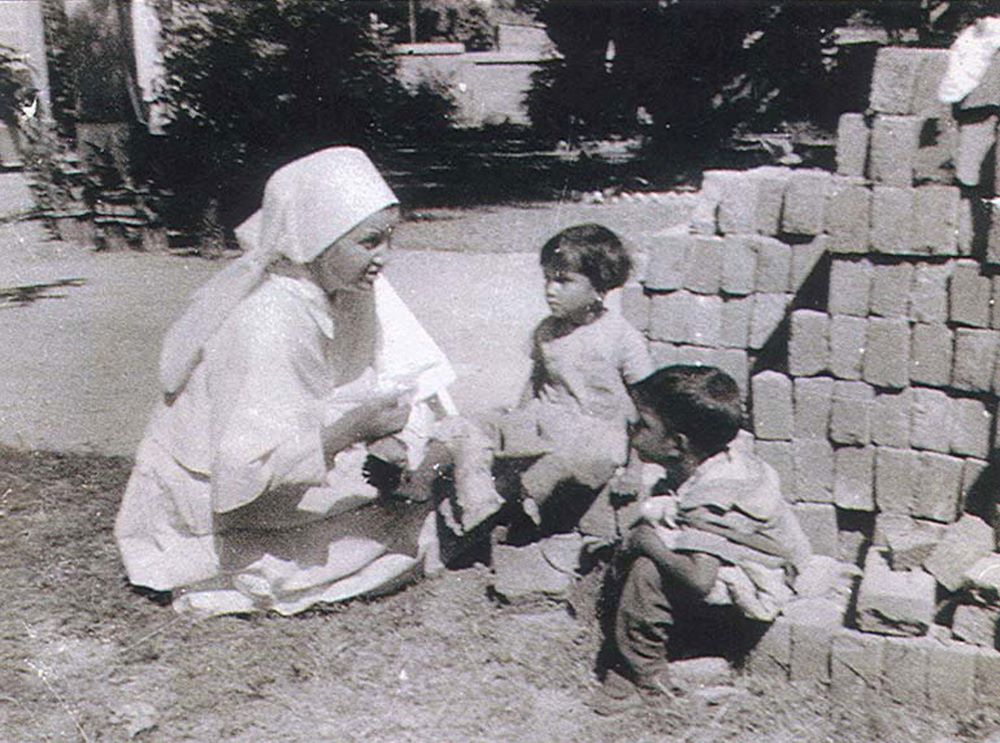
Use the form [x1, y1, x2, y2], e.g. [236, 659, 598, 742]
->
[1, 173, 996, 741]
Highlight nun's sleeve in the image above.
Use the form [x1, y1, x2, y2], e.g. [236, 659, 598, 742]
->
[205, 300, 329, 514]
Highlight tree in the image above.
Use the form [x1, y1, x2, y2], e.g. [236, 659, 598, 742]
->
[527, 0, 963, 150]
[147, 0, 454, 236]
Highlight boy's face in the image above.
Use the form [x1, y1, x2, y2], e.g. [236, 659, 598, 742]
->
[542, 267, 601, 320]
[630, 402, 698, 488]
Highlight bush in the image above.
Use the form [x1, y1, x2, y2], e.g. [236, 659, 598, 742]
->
[149, 0, 455, 237]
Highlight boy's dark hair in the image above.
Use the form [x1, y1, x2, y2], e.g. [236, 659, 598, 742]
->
[630, 365, 743, 457]
[539, 223, 631, 294]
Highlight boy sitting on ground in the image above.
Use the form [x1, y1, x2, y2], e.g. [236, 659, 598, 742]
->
[592, 365, 812, 715]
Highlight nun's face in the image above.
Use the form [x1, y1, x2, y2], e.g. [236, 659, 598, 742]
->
[310, 207, 399, 293]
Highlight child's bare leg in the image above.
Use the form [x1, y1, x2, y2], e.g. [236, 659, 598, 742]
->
[434, 416, 504, 533]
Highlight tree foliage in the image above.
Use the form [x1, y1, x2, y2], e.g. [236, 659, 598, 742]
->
[527, 0, 986, 148]
[148, 0, 454, 234]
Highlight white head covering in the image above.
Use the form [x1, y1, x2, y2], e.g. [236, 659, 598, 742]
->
[159, 147, 399, 395]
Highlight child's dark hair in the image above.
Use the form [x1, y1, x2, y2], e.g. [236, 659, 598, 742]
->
[539, 223, 631, 294]
[630, 365, 743, 457]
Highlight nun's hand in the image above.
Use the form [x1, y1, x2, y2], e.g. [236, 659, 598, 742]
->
[351, 391, 412, 442]
[322, 391, 412, 463]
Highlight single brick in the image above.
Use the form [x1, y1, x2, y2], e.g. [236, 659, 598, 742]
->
[791, 235, 828, 290]
[830, 380, 874, 446]
[924, 514, 996, 592]
[643, 232, 691, 291]
[752, 371, 794, 441]
[869, 115, 921, 187]
[752, 236, 792, 292]
[749, 293, 791, 350]
[830, 631, 885, 703]
[747, 617, 791, 680]
[647, 291, 723, 346]
[856, 550, 935, 636]
[839, 527, 869, 565]
[793, 376, 834, 439]
[909, 262, 952, 323]
[927, 642, 978, 716]
[786, 597, 843, 683]
[958, 196, 976, 257]
[875, 448, 918, 516]
[953, 328, 999, 392]
[910, 323, 953, 387]
[620, 283, 649, 333]
[788, 310, 830, 377]
[747, 167, 792, 236]
[794, 503, 839, 558]
[956, 115, 998, 189]
[862, 318, 910, 389]
[950, 259, 992, 328]
[824, 181, 871, 254]
[913, 185, 960, 256]
[871, 390, 913, 448]
[879, 514, 944, 570]
[869, 47, 923, 114]
[869, 262, 913, 318]
[828, 258, 872, 317]
[691, 171, 725, 235]
[989, 200, 1000, 266]
[952, 604, 1000, 648]
[882, 637, 929, 707]
[910, 387, 953, 453]
[870, 186, 916, 255]
[914, 118, 958, 185]
[992, 276, 1000, 329]
[829, 315, 866, 381]
[755, 441, 794, 501]
[720, 235, 757, 295]
[782, 170, 833, 235]
[793, 439, 835, 504]
[717, 169, 788, 236]
[951, 397, 992, 459]
[684, 235, 724, 294]
[912, 452, 964, 523]
[913, 50, 952, 118]
[836, 113, 869, 178]
[834, 446, 875, 511]
[720, 296, 751, 348]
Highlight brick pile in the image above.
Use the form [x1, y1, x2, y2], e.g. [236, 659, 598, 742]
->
[621, 45, 1000, 707]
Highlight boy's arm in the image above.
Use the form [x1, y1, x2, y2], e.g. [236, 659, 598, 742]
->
[626, 523, 721, 596]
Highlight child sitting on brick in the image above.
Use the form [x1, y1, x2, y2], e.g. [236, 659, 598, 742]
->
[592, 364, 812, 715]
[439, 223, 653, 543]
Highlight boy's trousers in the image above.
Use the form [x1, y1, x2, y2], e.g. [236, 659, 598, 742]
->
[613, 555, 768, 679]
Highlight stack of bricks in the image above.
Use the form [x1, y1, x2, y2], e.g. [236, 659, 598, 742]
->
[620, 45, 1000, 710]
